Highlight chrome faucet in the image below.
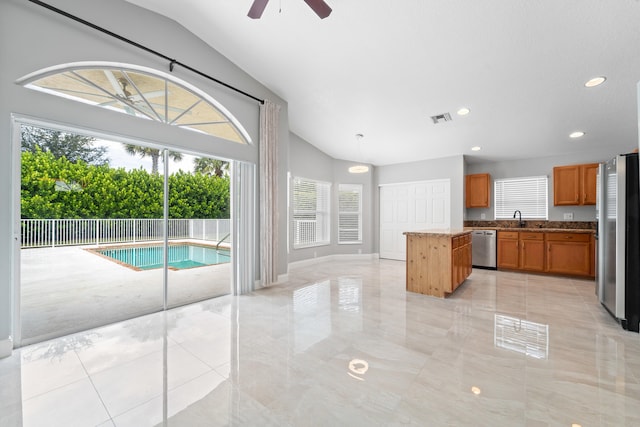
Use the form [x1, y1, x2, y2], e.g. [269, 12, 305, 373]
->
[513, 210, 525, 228]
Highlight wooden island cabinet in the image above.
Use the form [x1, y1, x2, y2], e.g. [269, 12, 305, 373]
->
[404, 230, 472, 298]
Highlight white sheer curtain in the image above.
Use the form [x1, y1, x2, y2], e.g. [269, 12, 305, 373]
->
[231, 161, 256, 295]
[259, 100, 280, 286]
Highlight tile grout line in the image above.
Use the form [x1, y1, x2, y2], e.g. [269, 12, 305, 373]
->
[73, 347, 115, 425]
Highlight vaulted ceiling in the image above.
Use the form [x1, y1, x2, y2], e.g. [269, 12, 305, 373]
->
[125, 0, 640, 166]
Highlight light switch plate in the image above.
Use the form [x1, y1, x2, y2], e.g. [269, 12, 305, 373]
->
[563, 212, 573, 220]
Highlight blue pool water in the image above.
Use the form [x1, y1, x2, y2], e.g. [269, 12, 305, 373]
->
[98, 245, 230, 270]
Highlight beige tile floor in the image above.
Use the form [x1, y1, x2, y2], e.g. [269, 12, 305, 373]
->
[2, 257, 640, 426]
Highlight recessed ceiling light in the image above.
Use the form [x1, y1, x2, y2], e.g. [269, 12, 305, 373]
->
[471, 146, 481, 151]
[585, 76, 606, 88]
[457, 107, 470, 116]
[569, 131, 585, 138]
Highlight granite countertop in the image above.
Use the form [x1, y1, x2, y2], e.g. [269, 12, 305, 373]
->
[465, 226, 595, 234]
[404, 229, 470, 237]
[463, 220, 596, 234]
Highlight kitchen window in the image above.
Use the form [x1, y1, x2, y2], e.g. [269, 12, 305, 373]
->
[494, 176, 548, 219]
[292, 177, 331, 248]
[338, 184, 362, 244]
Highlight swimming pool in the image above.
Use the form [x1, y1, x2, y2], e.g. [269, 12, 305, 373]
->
[97, 244, 230, 270]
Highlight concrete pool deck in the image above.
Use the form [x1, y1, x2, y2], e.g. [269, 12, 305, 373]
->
[19, 241, 231, 344]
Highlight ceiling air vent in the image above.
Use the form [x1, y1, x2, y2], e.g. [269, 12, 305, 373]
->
[431, 112, 452, 124]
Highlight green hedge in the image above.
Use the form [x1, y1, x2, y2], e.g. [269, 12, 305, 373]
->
[21, 149, 230, 219]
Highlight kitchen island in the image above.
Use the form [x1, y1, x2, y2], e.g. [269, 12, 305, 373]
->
[404, 229, 472, 298]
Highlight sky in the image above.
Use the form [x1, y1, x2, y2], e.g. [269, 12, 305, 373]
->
[95, 139, 197, 175]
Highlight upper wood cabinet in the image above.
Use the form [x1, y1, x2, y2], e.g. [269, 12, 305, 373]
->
[466, 173, 491, 208]
[582, 163, 598, 205]
[553, 163, 599, 206]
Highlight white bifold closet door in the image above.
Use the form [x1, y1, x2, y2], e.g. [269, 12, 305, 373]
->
[379, 179, 450, 260]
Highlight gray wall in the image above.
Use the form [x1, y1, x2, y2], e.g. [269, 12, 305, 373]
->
[0, 0, 289, 355]
[373, 155, 466, 253]
[288, 133, 375, 263]
[464, 151, 632, 222]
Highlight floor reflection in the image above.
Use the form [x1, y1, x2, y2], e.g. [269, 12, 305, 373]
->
[494, 314, 549, 359]
[2, 260, 640, 426]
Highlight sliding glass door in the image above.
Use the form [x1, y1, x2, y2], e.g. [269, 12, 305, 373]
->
[18, 124, 231, 345]
[166, 151, 232, 308]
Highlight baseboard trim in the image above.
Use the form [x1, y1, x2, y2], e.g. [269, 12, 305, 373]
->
[0, 336, 13, 359]
[288, 253, 379, 270]
[276, 273, 289, 283]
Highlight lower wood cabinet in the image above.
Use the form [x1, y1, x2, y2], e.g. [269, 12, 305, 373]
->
[519, 232, 545, 272]
[545, 232, 591, 276]
[497, 231, 519, 269]
[497, 230, 593, 277]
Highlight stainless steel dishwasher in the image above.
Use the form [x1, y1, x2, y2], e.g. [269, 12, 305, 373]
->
[471, 230, 497, 269]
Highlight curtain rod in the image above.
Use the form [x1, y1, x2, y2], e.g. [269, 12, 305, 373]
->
[28, 0, 265, 105]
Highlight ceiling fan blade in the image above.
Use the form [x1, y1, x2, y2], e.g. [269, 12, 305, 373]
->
[303, 0, 332, 19]
[248, 0, 269, 19]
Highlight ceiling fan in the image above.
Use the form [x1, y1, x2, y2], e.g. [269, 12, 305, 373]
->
[248, 0, 332, 19]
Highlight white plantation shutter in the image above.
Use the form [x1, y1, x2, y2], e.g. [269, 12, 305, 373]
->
[494, 176, 548, 219]
[338, 184, 362, 244]
[292, 177, 331, 248]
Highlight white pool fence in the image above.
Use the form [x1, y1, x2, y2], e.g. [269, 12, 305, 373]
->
[21, 218, 231, 248]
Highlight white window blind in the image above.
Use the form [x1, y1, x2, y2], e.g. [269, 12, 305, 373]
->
[292, 177, 331, 248]
[494, 176, 548, 219]
[338, 184, 362, 244]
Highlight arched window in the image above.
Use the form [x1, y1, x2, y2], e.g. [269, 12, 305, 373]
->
[18, 62, 250, 144]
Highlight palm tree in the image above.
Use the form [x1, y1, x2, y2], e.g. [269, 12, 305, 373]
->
[124, 145, 182, 174]
[193, 157, 229, 177]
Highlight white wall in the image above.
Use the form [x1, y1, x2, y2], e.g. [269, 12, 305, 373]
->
[0, 0, 289, 356]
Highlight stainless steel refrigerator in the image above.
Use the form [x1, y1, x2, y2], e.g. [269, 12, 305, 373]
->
[596, 153, 640, 332]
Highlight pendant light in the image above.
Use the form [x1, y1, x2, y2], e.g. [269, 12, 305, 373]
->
[348, 133, 369, 174]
